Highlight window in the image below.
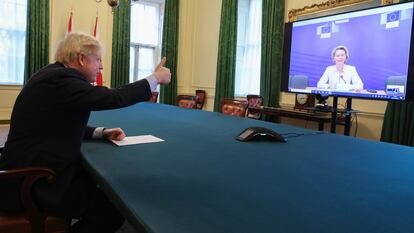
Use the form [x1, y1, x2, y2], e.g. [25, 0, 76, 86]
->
[0, 0, 27, 85]
[235, 0, 262, 96]
[130, 0, 164, 83]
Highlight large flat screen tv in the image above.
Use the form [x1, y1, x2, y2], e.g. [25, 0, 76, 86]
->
[281, 2, 414, 101]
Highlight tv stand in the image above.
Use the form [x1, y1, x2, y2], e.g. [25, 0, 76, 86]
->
[330, 96, 353, 136]
[315, 105, 333, 112]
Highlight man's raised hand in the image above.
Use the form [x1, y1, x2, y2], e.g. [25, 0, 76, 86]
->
[154, 57, 171, 84]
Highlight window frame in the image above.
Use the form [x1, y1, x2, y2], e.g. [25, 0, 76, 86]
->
[129, 0, 164, 83]
[0, 0, 28, 87]
[234, 0, 262, 97]
[130, 43, 158, 83]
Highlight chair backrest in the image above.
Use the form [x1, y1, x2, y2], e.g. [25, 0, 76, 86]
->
[385, 76, 407, 94]
[177, 95, 199, 109]
[149, 91, 159, 103]
[195, 90, 206, 109]
[246, 95, 264, 119]
[0, 214, 68, 233]
[220, 98, 248, 117]
[289, 75, 309, 89]
[195, 90, 206, 110]
[0, 167, 69, 233]
[386, 75, 406, 86]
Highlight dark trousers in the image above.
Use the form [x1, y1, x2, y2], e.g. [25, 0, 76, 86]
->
[36, 168, 125, 233]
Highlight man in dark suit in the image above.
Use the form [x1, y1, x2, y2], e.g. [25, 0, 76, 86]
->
[0, 32, 171, 233]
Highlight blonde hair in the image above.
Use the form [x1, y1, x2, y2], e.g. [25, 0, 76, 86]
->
[55, 32, 102, 65]
[331, 45, 349, 59]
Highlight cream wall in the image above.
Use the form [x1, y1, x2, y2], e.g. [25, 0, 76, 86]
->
[0, 0, 391, 141]
[0, 85, 20, 120]
[177, 0, 221, 111]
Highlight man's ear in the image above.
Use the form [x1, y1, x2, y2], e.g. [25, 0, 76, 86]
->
[77, 53, 86, 66]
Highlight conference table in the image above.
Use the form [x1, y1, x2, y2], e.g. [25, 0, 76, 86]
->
[81, 103, 414, 233]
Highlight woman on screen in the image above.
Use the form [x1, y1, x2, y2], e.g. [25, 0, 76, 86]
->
[317, 45, 364, 90]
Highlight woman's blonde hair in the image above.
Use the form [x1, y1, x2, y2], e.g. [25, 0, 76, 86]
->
[55, 32, 102, 65]
[331, 45, 349, 59]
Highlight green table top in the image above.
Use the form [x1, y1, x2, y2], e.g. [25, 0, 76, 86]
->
[82, 102, 414, 233]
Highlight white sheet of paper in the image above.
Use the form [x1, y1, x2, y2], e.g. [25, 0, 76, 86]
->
[112, 135, 164, 146]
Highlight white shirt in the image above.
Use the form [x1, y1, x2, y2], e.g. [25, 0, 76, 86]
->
[317, 65, 363, 90]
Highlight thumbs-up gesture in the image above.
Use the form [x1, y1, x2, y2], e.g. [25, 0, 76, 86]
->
[154, 57, 171, 84]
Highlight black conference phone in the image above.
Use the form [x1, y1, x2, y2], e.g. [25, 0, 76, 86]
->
[236, 126, 287, 142]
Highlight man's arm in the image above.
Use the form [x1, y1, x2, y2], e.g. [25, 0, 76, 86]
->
[84, 127, 96, 139]
[102, 128, 125, 141]
[85, 127, 125, 141]
[51, 58, 171, 112]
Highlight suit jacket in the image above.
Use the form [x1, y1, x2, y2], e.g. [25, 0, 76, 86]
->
[0, 62, 152, 212]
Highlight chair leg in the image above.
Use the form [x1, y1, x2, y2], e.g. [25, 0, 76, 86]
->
[64, 218, 72, 232]
[29, 215, 46, 233]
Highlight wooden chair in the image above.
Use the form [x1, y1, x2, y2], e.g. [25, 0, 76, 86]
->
[0, 163, 70, 233]
[148, 91, 159, 103]
[220, 98, 248, 117]
[195, 90, 206, 110]
[177, 95, 199, 109]
[246, 95, 264, 119]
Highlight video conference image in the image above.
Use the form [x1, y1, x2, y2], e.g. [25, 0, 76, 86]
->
[287, 3, 413, 100]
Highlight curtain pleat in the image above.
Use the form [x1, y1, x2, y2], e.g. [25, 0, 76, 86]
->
[160, 0, 179, 105]
[24, 0, 49, 83]
[214, 0, 238, 112]
[381, 101, 414, 146]
[111, 0, 131, 88]
[380, 0, 414, 146]
[260, 0, 284, 108]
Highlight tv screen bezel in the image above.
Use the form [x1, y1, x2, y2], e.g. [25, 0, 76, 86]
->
[281, 1, 414, 102]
